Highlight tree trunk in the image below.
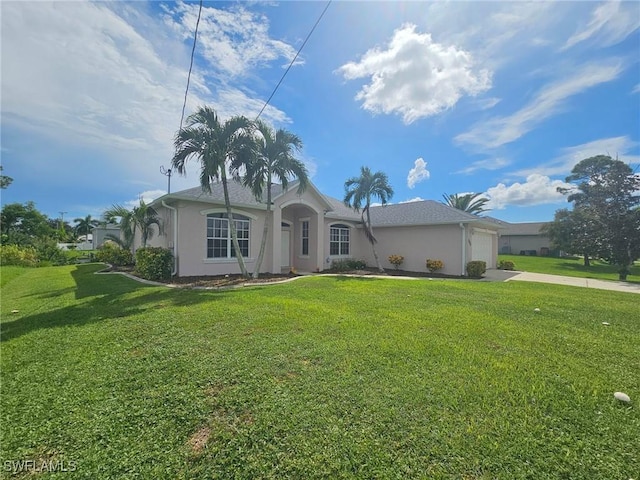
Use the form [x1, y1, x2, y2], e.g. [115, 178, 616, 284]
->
[583, 253, 590, 267]
[220, 169, 249, 278]
[252, 175, 272, 279]
[365, 206, 384, 273]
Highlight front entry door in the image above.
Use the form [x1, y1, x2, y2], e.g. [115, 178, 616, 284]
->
[281, 230, 290, 268]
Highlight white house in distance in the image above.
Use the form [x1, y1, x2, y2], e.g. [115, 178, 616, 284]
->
[92, 224, 121, 249]
[144, 181, 501, 277]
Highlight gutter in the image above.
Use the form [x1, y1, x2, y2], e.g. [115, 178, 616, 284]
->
[162, 200, 178, 276]
[459, 223, 466, 276]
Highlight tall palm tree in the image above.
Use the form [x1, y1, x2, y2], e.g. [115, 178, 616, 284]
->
[441, 192, 489, 215]
[172, 106, 254, 278]
[344, 166, 394, 273]
[242, 120, 309, 279]
[73, 215, 99, 242]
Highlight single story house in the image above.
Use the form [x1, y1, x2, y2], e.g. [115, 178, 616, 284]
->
[144, 181, 501, 277]
[92, 224, 121, 249]
[496, 222, 550, 255]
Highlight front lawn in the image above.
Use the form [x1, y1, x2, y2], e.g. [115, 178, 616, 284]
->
[499, 254, 640, 283]
[1, 265, 638, 478]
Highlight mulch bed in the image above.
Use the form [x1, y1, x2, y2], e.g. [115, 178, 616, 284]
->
[104, 265, 468, 288]
[170, 273, 299, 288]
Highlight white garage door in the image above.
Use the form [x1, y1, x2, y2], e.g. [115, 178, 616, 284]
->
[472, 231, 494, 267]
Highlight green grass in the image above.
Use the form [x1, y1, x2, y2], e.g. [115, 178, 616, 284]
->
[499, 254, 640, 283]
[1, 265, 638, 479]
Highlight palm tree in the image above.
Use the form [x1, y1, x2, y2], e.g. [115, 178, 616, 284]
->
[441, 192, 489, 215]
[132, 200, 163, 247]
[73, 215, 99, 242]
[103, 205, 136, 251]
[242, 120, 309, 279]
[171, 106, 254, 278]
[103, 201, 163, 251]
[344, 166, 394, 273]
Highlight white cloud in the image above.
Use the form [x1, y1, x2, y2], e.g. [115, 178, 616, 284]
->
[456, 61, 623, 149]
[400, 197, 425, 204]
[337, 24, 491, 124]
[563, 0, 640, 50]
[1, 2, 289, 193]
[162, 2, 299, 78]
[124, 190, 168, 210]
[475, 97, 501, 110]
[512, 136, 640, 178]
[457, 157, 511, 175]
[407, 158, 430, 188]
[633, 84, 640, 94]
[485, 174, 572, 210]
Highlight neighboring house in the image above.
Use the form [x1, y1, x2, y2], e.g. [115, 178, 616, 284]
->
[92, 225, 121, 249]
[145, 181, 502, 277]
[495, 221, 550, 255]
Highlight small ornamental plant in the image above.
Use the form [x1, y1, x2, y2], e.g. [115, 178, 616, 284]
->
[388, 254, 404, 270]
[498, 260, 515, 271]
[466, 260, 487, 278]
[426, 259, 444, 273]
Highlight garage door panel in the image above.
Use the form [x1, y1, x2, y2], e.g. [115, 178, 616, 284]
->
[472, 232, 493, 267]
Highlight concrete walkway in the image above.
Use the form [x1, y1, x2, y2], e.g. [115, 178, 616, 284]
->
[484, 269, 640, 294]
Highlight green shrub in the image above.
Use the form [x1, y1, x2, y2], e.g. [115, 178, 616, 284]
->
[466, 260, 487, 278]
[498, 260, 515, 270]
[388, 255, 404, 270]
[95, 243, 134, 266]
[33, 238, 69, 266]
[426, 258, 444, 273]
[0, 244, 39, 267]
[135, 247, 173, 281]
[330, 259, 367, 271]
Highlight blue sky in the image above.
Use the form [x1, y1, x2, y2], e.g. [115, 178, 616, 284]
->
[2, 0, 639, 223]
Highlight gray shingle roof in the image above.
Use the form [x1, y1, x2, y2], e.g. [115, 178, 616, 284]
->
[368, 200, 492, 227]
[500, 222, 549, 236]
[324, 196, 362, 221]
[159, 183, 501, 228]
[157, 182, 286, 209]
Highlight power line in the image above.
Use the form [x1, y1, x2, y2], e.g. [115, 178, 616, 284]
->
[179, 0, 204, 132]
[255, 0, 332, 121]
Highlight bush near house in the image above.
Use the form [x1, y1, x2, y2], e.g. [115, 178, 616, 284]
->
[135, 247, 173, 281]
[95, 243, 134, 267]
[497, 260, 516, 271]
[466, 260, 486, 278]
[388, 255, 404, 270]
[330, 259, 367, 271]
[426, 258, 444, 273]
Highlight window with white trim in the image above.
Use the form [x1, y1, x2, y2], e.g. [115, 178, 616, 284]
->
[206, 213, 249, 258]
[329, 224, 349, 255]
[301, 220, 309, 256]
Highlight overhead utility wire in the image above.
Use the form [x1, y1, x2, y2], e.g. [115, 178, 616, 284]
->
[255, 0, 332, 121]
[179, 0, 204, 132]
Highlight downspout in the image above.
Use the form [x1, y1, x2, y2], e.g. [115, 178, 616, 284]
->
[459, 223, 466, 276]
[162, 200, 178, 276]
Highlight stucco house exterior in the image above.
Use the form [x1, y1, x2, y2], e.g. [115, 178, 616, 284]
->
[497, 222, 550, 255]
[145, 181, 501, 277]
[92, 224, 121, 249]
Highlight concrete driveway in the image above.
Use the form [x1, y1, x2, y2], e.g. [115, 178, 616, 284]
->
[483, 269, 640, 294]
